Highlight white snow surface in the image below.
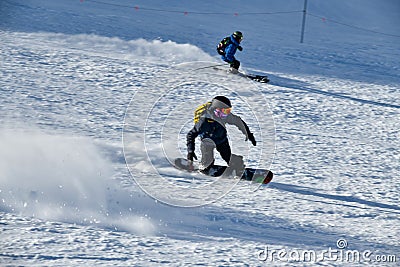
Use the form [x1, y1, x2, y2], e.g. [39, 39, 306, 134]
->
[1, 0, 399, 266]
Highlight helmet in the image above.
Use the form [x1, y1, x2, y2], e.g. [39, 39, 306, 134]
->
[211, 95, 232, 119]
[211, 96, 232, 119]
[211, 96, 232, 109]
[232, 31, 243, 41]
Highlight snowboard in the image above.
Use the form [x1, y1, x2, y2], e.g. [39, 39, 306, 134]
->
[244, 73, 270, 83]
[212, 66, 269, 83]
[173, 158, 273, 184]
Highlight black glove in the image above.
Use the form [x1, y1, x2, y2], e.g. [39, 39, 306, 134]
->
[187, 151, 198, 161]
[238, 46, 243, 51]
[247, 133, 256, 146]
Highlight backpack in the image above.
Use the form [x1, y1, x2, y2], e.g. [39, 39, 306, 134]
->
[216, 36, 231, 55]
[194, 101, 212, 124]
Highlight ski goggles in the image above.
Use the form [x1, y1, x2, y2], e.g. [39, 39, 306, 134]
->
[214, 107, 232, 118]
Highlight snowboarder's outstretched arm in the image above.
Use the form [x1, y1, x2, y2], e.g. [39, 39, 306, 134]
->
[227, 114, 257, 146]
[187, 123, 200, 153]
[186, 124, 201, 161]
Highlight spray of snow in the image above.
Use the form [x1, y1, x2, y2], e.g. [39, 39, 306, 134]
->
[0, 128, 155, 235]
[11, 32, 215, 64]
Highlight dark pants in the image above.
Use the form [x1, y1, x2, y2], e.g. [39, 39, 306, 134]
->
[200, 139, 244, 176]
[216, 141, 232, 164]
[229, 59, 240, 70]
[200, 139, 231, 170]
[224, 59, 240, 70]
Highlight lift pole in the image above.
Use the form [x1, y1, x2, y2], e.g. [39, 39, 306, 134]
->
[300, 0, 308, 43]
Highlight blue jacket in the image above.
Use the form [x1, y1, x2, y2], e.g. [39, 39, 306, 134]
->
[221, 34, 240, 63]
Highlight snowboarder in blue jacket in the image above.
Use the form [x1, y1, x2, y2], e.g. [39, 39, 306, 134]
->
[217, 31, 243, 72]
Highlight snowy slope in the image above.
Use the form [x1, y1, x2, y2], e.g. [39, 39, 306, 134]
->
[1, 0, 399, 266]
